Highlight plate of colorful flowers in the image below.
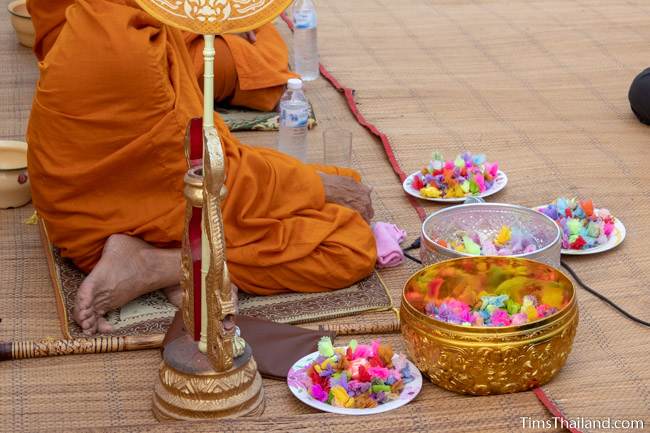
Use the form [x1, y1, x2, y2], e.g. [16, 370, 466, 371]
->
[287, 337, 422, 415]
[535, 198, 626, 255]
[403, 152, 507, 202]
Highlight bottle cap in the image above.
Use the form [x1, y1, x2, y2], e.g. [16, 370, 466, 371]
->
[287, 78, 303, 90]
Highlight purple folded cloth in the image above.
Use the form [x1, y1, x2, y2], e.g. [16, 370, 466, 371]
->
[372, 222, 407, 268]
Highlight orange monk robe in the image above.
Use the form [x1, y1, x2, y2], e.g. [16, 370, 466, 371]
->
[184, 28, 297, 112]
[29, 0, 295, 113]
[26, 0, 376, 295]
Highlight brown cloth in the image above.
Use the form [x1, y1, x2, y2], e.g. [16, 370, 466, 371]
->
[163, 312, 336, 379]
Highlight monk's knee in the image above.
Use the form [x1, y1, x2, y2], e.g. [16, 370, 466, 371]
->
[349, 245, 377, 282]
[353, 226, 378, 277]
[629, 68, 650, 125]
[325, 224, 377, 287]
[229, 85, 285, 112]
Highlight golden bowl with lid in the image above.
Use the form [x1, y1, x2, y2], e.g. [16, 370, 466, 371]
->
[400, 256, 578, 395]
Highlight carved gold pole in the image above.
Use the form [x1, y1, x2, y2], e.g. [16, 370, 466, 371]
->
[199, 34, 215, 354]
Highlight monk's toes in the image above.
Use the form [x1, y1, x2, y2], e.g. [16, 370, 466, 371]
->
[163, 285, 183, 308]
[77, 309, 112, 336]
[73, 306, 94, 322]
[73, 300, 97, 332]
[80, 314, 98, 336]
[75, 269, 106, 333]
[75, 274, 97, 312]
[97, 317, 113, 334]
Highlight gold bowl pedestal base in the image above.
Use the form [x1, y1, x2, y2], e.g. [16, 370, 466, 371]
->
[152, 334, 265, 421]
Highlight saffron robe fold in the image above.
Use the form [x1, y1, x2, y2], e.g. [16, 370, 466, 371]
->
[26, 0, 376, 295]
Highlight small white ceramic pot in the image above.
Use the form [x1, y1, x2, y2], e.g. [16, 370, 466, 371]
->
[8, 0, 35, 48]
[0, 141, 31, 209]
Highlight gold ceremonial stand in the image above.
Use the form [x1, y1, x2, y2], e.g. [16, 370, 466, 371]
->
[131, 0, 293, 421]
[153, 335, 264, 420]
[152, 159, 263, 420]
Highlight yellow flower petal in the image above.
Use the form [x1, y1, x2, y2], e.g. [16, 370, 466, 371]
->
[494, 226, 512, 247]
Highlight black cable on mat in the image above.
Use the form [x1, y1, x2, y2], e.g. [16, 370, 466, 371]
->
[402, 238, 422, 264]
[403, 238, 421, 252]
[403, 252, 422, 265]
[561, 260, 650, 328]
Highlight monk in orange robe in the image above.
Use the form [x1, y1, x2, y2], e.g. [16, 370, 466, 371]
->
[26, 0, 377, 335]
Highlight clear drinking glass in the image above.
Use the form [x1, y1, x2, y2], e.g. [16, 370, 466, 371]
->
[323, 129, 352, 167]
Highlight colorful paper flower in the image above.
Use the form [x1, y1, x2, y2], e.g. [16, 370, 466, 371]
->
[536, 198, 616, 250]
[310, 384, 328, 402]
[490, 308, 512, 326]
[494, 226, 512, 247]
[415, 152, 498, 199]
[318, 337, 335, 358]
[330, 386, 355, 408]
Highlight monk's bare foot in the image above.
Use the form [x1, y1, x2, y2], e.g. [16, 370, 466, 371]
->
[163, 285, 183, 307]
[73, 234, 181, 335]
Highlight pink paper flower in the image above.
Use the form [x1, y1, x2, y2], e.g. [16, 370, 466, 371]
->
[438, 299, 473, 323]
[603, 222, 614, 237]
[511, 313, 528, 326]
[490, 308, 512, 326]
[367, 367, 390, 381]
[484, 162, 499, 177]
[310, 384, 328, 402]
[474, 173, 486, 192]
[536, 304, 557, 318]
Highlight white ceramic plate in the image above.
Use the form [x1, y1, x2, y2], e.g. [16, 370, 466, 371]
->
[403, 170, 508, 203]
[533, 206, 626, 255]
[287, 351, 422, 415]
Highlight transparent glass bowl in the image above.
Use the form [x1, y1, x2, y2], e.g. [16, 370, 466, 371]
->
[420, 203, 561, 268]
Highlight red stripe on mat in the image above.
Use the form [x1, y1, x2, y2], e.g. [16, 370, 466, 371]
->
[280, 13, 577, 429]
[533, 388, 584, 433]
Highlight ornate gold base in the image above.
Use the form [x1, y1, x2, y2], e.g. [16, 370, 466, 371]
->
[152, 334, 265, 421]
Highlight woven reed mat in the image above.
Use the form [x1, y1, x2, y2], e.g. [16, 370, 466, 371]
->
[3, 0, 650, 431]
[314, 0, 650, 430]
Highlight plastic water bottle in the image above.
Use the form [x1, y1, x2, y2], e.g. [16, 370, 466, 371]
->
[292, 0, 319, 81]
[278, 78, 309, 161]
